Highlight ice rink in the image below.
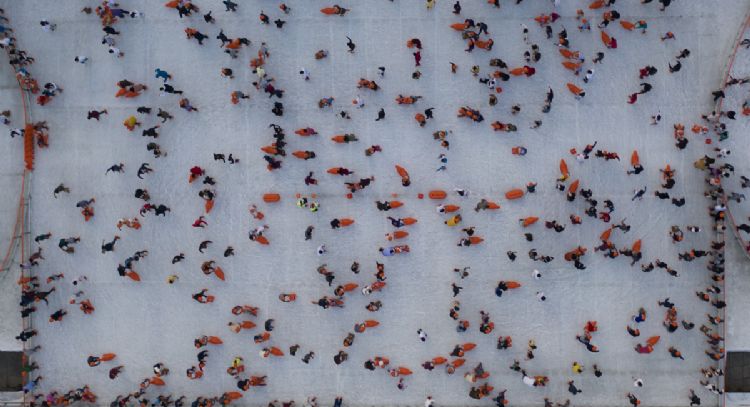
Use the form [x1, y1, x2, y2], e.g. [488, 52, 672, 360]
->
[0, 0, 745, 405]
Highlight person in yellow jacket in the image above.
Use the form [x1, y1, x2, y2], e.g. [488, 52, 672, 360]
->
[123, 115, 140, 131]
[445, 214, 462, 226]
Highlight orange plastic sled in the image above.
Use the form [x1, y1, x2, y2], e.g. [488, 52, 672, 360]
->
[226, 392, 243, 401]
[432, 356, 447, 365]
[365, 320, 380, 328]
[562, 61, 582, 71]
[567, 83, 584, 95]
[395, 165, 409, 178]
[485, 201, 500, 210]
[269, 346, 284, 356]
[589, 0, 604, 9]
[559, 49, 580, 59]
[389, 201, 404, 209]
[475, 39, 493, 50]
[569, 179, 580, 194]
[340, 218, 355, 227]
[397, 367, 413, 375]
[225, 39, 243, 50]
[295, 128, 317, 136]
[205, 199, 214, 214]
[462, 343, 477, 352]
[241, 321, 256, 329]
[600, 31, 612, 47]
[521, 217, 539, 227]
[150, 377, 166, 386]
[560, 159, 570, 179]
[331, 135, 349, 143]
[631, 150, 640, 166]
[402, 217, 418, 225]
[255, 235, 269, 245]
[208, 336, 223, 345]
[600, 227, 612, 242]
[534, 15, 551, 25]
[342, 283, 359, 292]
[396, 96, 418, 104]
[327, 167, 349, 175]
[509, 67, 526, 76]
[505, 281, 521, 289]
[320, 7, 338, 15]
[469, 236, 484, 245]
[450, 22, 468, 31]
[451, 358, 466, 368]
[429, 190, 447, 200]
[443, 204, 460, 213]
[620, 20, 635, 31]
[261, 145, 280, 155]
[214, 267, 225, 281]
[126, 271, 141, 282]
[505, 189, 524, 200]
[263, 193, 281, 203]
[292, 150, 312, 159]
[632, 239, 642, 253]
[386, 230, 409, 241]
[100, 353, 117, 361]
[646, 336, 660, 346]
[165, 0, 180, 8]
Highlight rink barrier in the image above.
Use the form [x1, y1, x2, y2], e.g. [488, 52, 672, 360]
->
[1, 16, 36, 401]
[0, 170, 32, 401]
[1, 11, 36, 273]
[0, 40, 30, 273]
[710, 8, 750, 406]
[0, 174, 25, 274]
[714, 8, 750, 264]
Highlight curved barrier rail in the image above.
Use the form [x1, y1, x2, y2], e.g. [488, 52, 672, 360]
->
[714, 9, 750, 262]
[1, 15, 35, 403]
[709, 9, 750, 407]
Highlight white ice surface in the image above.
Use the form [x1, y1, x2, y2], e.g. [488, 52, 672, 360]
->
[1, 0, 748, 405]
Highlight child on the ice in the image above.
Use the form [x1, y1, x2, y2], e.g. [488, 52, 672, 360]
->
[192, 289, 214, 303]
[154, 68, 171, 82]
[179, 98, 198, 112]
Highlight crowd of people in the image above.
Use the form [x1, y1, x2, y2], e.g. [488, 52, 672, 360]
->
[0, 0, 738, 405]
